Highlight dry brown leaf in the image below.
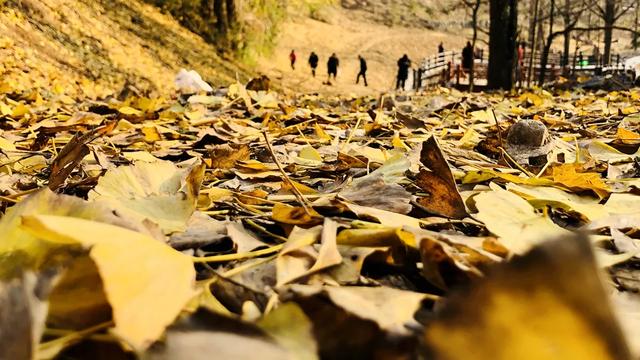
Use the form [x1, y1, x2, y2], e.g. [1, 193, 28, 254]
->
[272, 203, 323, 226]
[415, 136, 467, 219]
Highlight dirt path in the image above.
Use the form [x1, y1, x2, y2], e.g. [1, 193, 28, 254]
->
[257, 8, 469, 96]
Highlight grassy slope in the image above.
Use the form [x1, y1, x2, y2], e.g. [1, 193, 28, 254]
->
[1, 0, 251, 98]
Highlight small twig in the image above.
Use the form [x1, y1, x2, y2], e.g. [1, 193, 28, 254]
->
[499, 147, 535, 177]
[221, 254, 277, 277]
[0, 195, 18, 203]
[39, 321, 114, 355]
[535, 160, 551, 178]
[0, 154, 38, 169]
[440, 102, 460, 124]
[262, 131, 313, 216]
[192, 243, 284, 263]
[244, 219, 289, 242]
[295, 125, 313, 147]
[491, 109, 504, 148]
[233, 191, 281, 205]
[344, 116, 363, 146]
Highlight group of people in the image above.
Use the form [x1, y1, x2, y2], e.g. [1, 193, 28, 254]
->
[288, 49, 414, 90]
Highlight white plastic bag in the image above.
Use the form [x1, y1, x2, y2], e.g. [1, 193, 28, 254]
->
[174, 69, 213, 93]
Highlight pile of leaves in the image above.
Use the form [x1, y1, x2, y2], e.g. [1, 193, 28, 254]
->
[0, 82, 639, 359]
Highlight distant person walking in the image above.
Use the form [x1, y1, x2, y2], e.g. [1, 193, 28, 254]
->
[461, 41, 473, 72]
[438, 42, 444, 54]
[396, 54, 411, 90]
[289, 50, 297, 70]
[356, 55, 368, 86]
[308, 52, 319, 77]
[516, 42, 525, 85]
[327, 53, 339, 83]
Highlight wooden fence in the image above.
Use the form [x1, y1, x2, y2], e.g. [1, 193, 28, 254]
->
[414, 50, 629, 90]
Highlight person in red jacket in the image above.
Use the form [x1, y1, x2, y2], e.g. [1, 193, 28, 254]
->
[289, 50, 297, 70]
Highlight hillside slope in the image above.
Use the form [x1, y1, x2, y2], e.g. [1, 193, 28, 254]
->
[1, 0, 251, 98]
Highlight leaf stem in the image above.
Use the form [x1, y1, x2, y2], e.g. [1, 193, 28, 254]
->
[262, 131, 313, 216]
[192, 244, 284, 263]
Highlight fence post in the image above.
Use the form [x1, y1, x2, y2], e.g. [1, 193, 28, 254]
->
[456, 65, 461, 86]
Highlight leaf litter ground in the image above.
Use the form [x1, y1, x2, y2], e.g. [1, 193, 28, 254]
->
[0, 82, 640, 359]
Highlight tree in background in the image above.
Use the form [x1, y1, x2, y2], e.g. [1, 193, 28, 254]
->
[463, 0, 486, 91]
[488, 0, 518, 90]
[589, 0, 635, 65]
[149, 0, 237, 49]
[537, 0, 586, 85]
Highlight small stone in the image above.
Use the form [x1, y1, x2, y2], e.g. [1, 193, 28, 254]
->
[246, 75, 270, 91]
[398, 104, 414, 113]
[506, 119, 552, 165]
[377, 96, 395, 110]
[507, 119, 548, 147]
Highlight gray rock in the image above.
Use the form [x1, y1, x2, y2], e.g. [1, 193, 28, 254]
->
[398, 104, 414, 113]
[506, 119, 553, 165]
[507, 119, 548, 147]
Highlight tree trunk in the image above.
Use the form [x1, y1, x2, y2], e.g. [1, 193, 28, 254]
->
[225, 0, 236, 27]
[635, 0, 639, 50]
[538, 0, 555, 85]
[214, 0, 227, 35]
[469, 0, 481, 92]
[602, 0, 615, 65]
[562, 0, 571, 67]
[201, 0, 213, 19]
[528, 0, 537, 48]
[526, 0, 540, 86]
[488, 0, 518, 90]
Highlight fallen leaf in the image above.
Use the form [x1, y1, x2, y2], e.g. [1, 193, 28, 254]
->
[473, 184, 571, 254]
[287, 284, 430, 335]
[425, 235, 631, 360]
[272, 203, 322, 226]
[550, 163, 610, 199]
[258, 303, 318, 360]
[0, 270, 56, 360]
[21, 215, 197, 351]
[143, 309, 289, 360]
[89, 160, 205, 233]
[415, 136, 467, 218]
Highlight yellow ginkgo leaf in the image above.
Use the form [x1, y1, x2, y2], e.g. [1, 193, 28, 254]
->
[469, 109, 494, 123]
[299, 146, 322, 162]
[11, 104, 29, 118]
[314, 123, 332, 141]
[620, 106, 639, 115]
[425, 235, 631, 360]
[21, 215, 196, 351]
[0, 102, 11, 116]
[118, 106, 142, 116]
[89, 160, 205, 234]
[506, 183, 609, 221]
[141, 125, 162, 143]
[616, 127, 640, 142]
[473, 185, 571, 254]
[0, 137, 16, 151]
[550, 163, 610, 199]
[457, 126, 482, 149]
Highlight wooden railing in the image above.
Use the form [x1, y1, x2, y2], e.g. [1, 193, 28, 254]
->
[414, 50, 630, 90]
